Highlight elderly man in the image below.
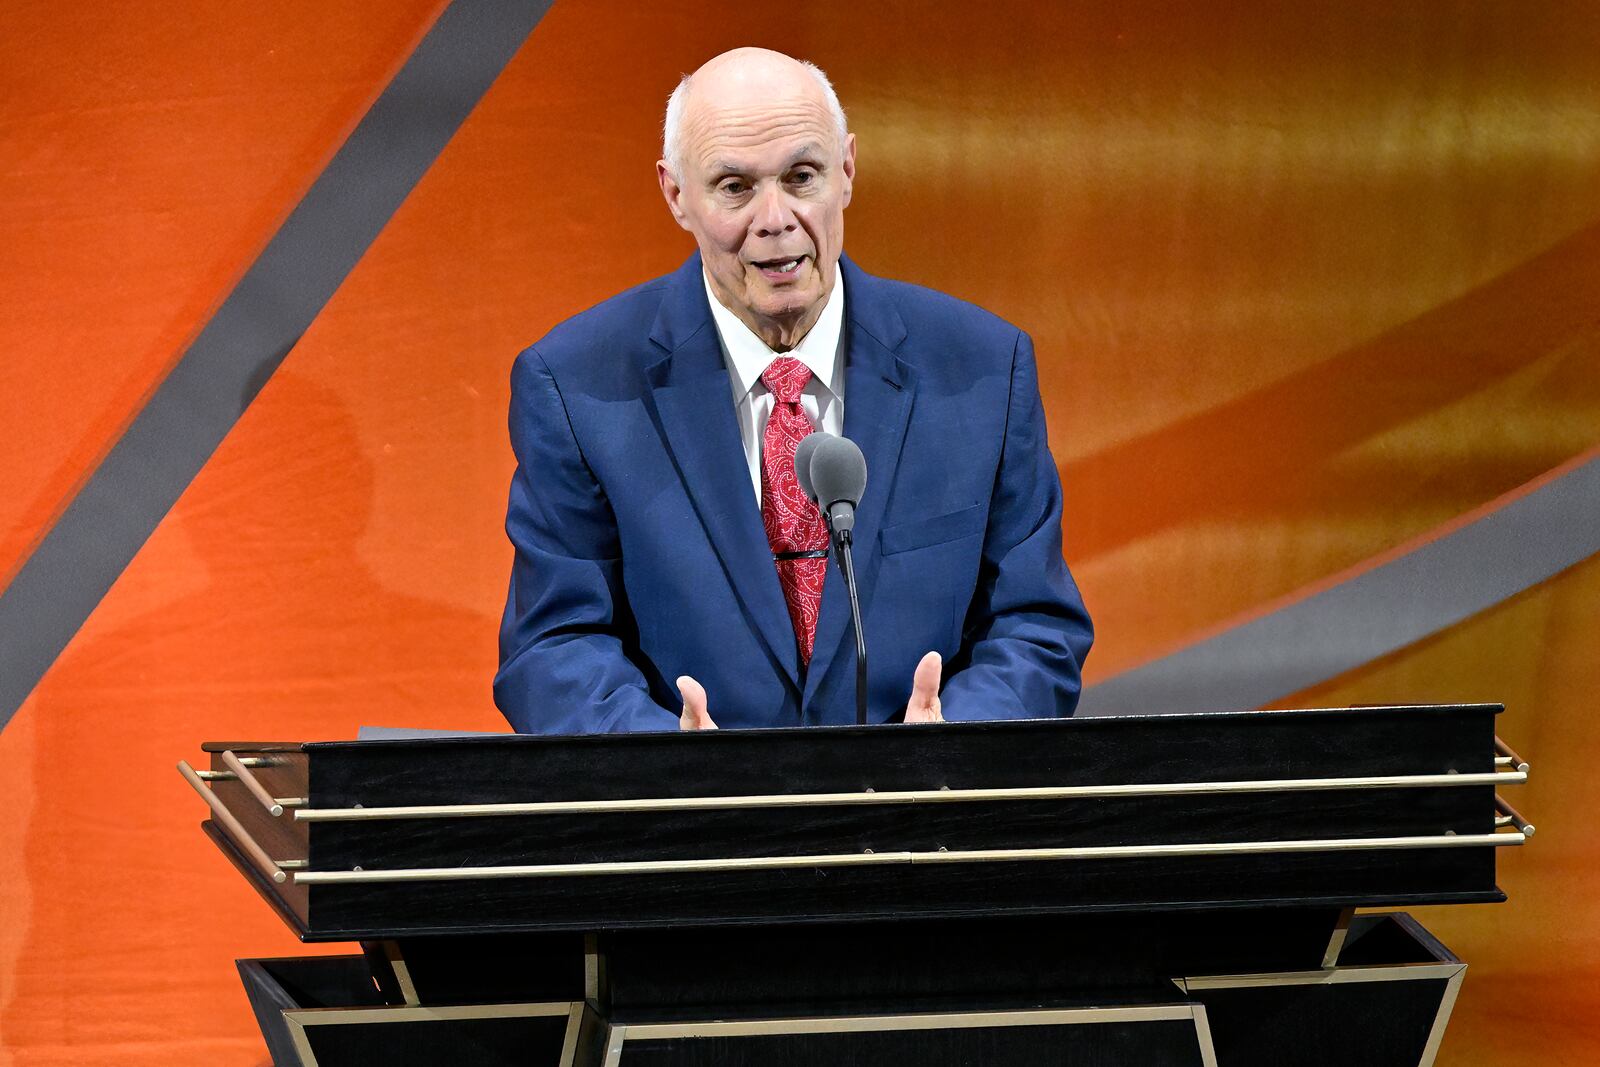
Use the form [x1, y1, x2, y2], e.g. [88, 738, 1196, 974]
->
[495, 48, 1092, 733]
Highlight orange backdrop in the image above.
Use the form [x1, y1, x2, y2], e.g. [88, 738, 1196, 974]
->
[3, 2, 1598, 1064]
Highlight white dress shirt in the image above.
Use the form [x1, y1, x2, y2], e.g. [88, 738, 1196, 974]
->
[703, 270, 846, 503]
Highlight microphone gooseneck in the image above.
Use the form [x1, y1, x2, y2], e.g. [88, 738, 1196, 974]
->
[836, 526, 868, 728]
[796, 433, 870, 726]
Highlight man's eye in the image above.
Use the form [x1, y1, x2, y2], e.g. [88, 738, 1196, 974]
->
[789, 169, 815, 185]
[719, 180, 748, 195]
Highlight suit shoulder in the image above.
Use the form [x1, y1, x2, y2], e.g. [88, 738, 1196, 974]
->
[514, 271, 672, 379]
[866, 274, 1025, 368]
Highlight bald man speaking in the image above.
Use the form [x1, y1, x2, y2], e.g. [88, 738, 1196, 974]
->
[495, 49, 1092, 733]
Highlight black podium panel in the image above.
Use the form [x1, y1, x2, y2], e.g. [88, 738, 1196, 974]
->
[610, 1011, 1211, 1067]
[300, 707, 1492, 807]
[302, 845, 1495, 938]
[370, 931, 588, 1005]
[238, 910, 1470, 1067]
[1181, 914, 1465, 1067]
[1195, 979, 1448, 1067]
[239, 957, 577, 1067]
[299, 1012, 567, 1067]
[596, 910, 1339, 1013]
[238, 957, 383, 1067]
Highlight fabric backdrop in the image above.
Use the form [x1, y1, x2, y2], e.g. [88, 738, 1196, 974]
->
[2, 2, 1596, 1063]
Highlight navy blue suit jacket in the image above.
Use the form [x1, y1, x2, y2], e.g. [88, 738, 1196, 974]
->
[495, 253, 1092, 733]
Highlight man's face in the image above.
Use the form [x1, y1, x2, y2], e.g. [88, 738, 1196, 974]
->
[659, 84, 855, 349]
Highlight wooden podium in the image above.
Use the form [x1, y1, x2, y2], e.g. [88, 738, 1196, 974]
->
[181, 704, 1533, 1066]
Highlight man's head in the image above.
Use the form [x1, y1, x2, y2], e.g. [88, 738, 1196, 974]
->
[658, 48, 855, 351]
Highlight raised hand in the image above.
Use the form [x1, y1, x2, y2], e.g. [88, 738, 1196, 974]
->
[677, 675, 717, 730]
[903, 651, 944, 723]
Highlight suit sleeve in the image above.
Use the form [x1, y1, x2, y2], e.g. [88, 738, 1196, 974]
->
[937, 330, 1094, 719]
[493, 347, 681, 734]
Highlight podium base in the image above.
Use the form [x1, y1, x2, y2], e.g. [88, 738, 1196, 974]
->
[239, 911, 1463, 1066]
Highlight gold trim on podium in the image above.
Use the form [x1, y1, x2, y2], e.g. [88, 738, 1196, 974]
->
[292, 769, 1526, 822]
[283, 1000, 580, 1067]
[222, 749, 285, 816]
[1322, 907, 1355, 968]
[1175, 960, 1467, 1067]
[176, 760, 295, 884]
[377, 941, 420, 1007]
[291, 830, 1526, 885]
[599, 1003, 1218, 1067]
[558, 1002, 586, 1067]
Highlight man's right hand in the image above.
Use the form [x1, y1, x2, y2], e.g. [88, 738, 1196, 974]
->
[677, 675, 717, 730]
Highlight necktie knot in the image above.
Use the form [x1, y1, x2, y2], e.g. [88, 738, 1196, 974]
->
[761, 356, 812, 405]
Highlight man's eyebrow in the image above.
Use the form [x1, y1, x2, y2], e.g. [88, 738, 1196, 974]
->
[707, 145, 829, 175]
[785, 144, 827, 167]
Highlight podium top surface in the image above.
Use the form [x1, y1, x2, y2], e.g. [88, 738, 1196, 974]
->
[203, 703, 1506, 809]
[201, 702, 1504, 755]
[191, 704, 1523, 939]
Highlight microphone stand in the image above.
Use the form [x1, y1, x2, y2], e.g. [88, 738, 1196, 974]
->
[831, 525, 868, 727]
[803, 432, 870, 727]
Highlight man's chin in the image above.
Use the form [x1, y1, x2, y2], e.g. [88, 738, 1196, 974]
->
[750, 272, 826, 317]
[751, 293, 821, 327]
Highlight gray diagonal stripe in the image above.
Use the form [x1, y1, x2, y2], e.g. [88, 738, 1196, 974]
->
[0, 0, 554, 732]
[1078, 451, 1600, 715]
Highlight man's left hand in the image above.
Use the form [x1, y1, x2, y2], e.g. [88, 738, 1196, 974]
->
[904, 651, 944, 723]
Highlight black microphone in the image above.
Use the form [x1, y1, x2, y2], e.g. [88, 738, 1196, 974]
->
[795, 432, 870, 726]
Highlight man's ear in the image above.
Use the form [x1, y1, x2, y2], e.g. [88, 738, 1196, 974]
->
[657, 161, 692, 232]
[840, 133, 857, 209]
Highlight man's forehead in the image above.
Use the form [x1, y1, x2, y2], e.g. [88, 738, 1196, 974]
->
[684, 99, 838, 167]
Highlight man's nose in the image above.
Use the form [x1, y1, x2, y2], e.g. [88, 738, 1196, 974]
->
[751, 182, 798, 238]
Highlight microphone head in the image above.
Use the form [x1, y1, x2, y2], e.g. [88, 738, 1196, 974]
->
[808, 434, 868, 533]
[793, 431, 828, 504]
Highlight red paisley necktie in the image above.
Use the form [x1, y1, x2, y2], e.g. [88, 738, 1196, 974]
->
[760, 356, 830, 664]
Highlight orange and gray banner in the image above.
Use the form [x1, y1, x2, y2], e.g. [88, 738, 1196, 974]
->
[0, 0, 554, 731]
[1081, 447, 1600, 714]
[3, 4, 1598, 1066]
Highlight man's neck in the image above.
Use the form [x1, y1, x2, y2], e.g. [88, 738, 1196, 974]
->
[732, 299, 826, 353]
[705, 275, 836, 353]
[702, 267, 846, 409]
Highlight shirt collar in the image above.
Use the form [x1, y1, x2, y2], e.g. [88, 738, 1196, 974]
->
[702, 267, 846, 403]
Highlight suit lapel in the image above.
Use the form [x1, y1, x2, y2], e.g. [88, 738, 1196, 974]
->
[644, 256, 801, 687]
[803, 260, 916, 717]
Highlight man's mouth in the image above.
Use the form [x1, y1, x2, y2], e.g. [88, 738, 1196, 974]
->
[752, 256, 806, 281]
